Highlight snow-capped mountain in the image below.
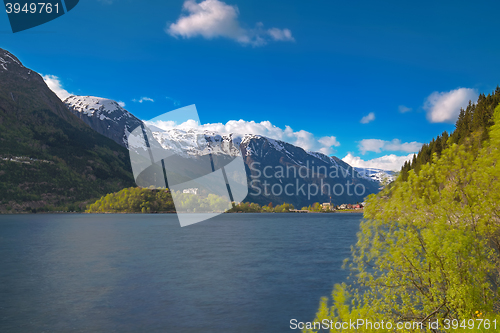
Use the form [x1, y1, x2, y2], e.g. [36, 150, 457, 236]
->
[64, 96, 143, 148]
[65, 96, 381, 206]
[147, 127, 245, 158]
[141, 126, 380, 206]
[355, 167, 397, 184]
[147, 127, 356, 172]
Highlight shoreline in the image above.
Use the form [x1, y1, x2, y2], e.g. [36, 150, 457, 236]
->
[1, 210, 364, 215]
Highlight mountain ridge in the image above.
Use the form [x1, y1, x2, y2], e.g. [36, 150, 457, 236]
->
[64, 95, 143, 148]
[65, 95, 380, 207]
[0, 48, 135, 213]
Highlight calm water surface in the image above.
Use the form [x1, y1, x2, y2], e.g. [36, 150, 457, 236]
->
[0, 213, 362, 332]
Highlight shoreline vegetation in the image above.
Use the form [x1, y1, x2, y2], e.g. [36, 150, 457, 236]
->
[304, 95, 500, 332]
[81, 187, 365, 214]
[1, 209, 364, 215]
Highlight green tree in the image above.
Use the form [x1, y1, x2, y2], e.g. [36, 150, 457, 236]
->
[306, 104, 500, 332]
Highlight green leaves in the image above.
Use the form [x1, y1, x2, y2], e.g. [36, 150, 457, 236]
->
[306, 104, 500, 332]
[86, 187, 175, 213]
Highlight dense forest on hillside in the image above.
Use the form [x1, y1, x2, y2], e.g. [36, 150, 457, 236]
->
[400, 87, 500, 181]
[306, 104, 500, 332]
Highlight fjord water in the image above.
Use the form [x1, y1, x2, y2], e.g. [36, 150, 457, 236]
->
[0, 213, 362, 332]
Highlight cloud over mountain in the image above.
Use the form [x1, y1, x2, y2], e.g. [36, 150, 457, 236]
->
[133, 97, 154, 103]
[343, 153, 415, 171]
[146, 118, 340, 155]
[42, 74, 72, 101]
[358, 138, 422, 154]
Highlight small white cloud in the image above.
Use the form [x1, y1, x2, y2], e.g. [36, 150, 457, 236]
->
[398, 105, 412, 113]
[167, 0, 294, 47]
[146, 119, 340, 155]
[166, 96, 181, 106]
[424, 88, 478, 123]
[118, 101, 126, 107]
[133, 97, 155, 103]
[318, 136, 340, 148]
[267, 27, 294, 42]
[360, 112, 375, 124]
[358, 138, 422, 155]
[42, 74, 72, 101]
[342, 153, 414, 171]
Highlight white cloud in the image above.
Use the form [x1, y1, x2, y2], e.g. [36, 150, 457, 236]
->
[318, 136, 341, 148]
[133, 97, 154, 103]
[118, 101, 126, 107]
[166, 96, 181, 106]
[398, 105, 412, 113]
[166, 0, 294, 47]
[267, 27, 294, 41]
[360, 112, 375, 124]
[424, 88, 478, 123]
[146, 119, 340, 155]
[42, 74, 72, 101]
[358, 139, 422, 155]
[342, 153, 415, 171]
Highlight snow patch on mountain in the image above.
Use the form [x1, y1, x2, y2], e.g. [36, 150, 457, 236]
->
[0, 50, 24, 72]
[65, 96, 132, 117]
[355, 167, 396, 184]
[64, 95, 143, 148]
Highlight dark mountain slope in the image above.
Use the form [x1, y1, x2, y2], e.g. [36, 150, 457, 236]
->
[0, 48, 134, 212]
[238, 135, 380, 207]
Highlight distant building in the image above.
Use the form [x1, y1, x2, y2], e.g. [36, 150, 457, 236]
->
[183, 188, 199, 195]
[322, 203, 333, 210]
[339, 204, 347, 210]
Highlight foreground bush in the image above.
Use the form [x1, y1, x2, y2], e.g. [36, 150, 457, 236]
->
[306, 105, 500, 332]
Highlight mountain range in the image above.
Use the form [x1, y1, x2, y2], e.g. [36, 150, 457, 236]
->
[0, 48, 134, 213]
[0, 47, 382, 211]
[65, 95, 381, 208]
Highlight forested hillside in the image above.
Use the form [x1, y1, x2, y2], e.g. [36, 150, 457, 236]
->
[400, 87, 500, 180]
[306, 103, 500, 332]
[0, 48, 135, 213]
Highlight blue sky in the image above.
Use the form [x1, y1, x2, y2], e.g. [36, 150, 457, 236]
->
[2, 0, 499, 170]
